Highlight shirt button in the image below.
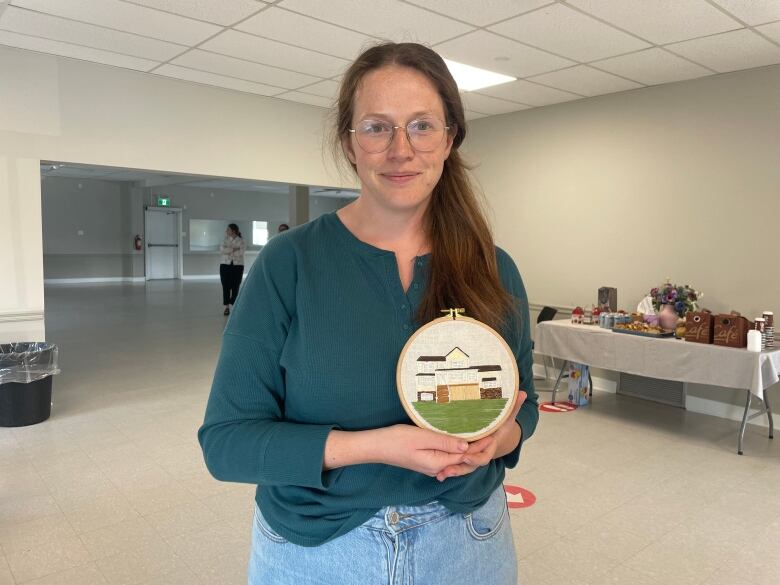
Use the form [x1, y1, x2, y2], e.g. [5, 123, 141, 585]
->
[417, 261, 423, 267]
[403, 324, 410, 330]
[401, 304, 407, 310]
[413, 283, 419, 290]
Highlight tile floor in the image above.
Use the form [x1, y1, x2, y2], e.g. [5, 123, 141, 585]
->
[1, 281, 779, 584]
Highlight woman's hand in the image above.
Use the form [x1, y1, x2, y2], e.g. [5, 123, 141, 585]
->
[324, 424, 469, 477]
[434, 390, 527, 482]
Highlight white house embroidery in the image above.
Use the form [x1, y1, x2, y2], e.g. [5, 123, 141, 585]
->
[415, 347, 503, 403]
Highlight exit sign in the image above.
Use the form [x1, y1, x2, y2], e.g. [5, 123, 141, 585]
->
[157, 196, 171, 207]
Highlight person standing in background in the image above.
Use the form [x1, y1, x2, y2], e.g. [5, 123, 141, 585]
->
[219, 223, 245, 316]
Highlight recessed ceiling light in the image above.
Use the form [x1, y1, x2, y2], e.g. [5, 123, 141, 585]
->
[443, 59, 516, 92]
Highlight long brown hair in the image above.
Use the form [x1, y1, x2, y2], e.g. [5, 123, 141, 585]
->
[333, 42, 513, 330]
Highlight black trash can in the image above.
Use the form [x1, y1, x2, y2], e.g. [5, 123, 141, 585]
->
[0, 343, 59, 427]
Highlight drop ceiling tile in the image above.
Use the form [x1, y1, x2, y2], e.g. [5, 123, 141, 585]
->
[434, 30, 574, 78]
[10, 0, 220, 45]
[171, 49, 320, 89]
[278, 0, 473, 44]
[460, 92, 528, 115]
[464, 110, 488, 121]
[667, 28, 780, 73]
[757, 21, 780, 44]
[478, 79, 581, 106]
[0, 6, 183, 60]
[122, 0, 267, 26]
[201, 30, 349, 78]
[236, 7, 373, 60]
[297, 79, 340, 99]
[0, 29, 158, 70]
[155, 63, 282, 95]
[276, 91, 332, 108]
[710, 0, 780, 26]
[568, 0, 742, 44]
[403, 0, 552, 27]
[528, 65, 642, 97]
[592, 47, 712, 85]
[489, 3, 650, 62]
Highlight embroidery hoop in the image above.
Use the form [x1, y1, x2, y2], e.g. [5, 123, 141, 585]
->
[396, 309, 519, 441]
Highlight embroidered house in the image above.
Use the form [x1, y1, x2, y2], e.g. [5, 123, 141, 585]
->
[415, 347, 503, 403]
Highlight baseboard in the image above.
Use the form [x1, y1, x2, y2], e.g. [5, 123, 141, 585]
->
[181, 275, 220, 281]
[0, 309, 45, 323]
[686, 394, 772, 429]
[44, 277, 145, 284]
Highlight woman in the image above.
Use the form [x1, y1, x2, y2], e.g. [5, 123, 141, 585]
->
[199, 43, 538, 584]
[218, 223, 245, 315]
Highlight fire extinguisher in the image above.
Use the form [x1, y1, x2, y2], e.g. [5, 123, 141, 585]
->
[134, 234, 143, 251]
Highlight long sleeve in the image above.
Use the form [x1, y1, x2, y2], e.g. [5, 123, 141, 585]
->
[198, 236, 343, 489]
[496, 248, 539, 469]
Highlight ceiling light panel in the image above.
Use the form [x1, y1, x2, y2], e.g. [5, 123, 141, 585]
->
[444, 59, 515, 91]
[277, 0, 473, 45]
[201, 30, 349, 78]
[0, 29, 158, 70]
[478, 79, 581, 107]
[710, 0, 780, 26]
[10, 0, 220, 45]
[155, 64, 283, 96]
[567, 0, 742, 45]
[171, 49, 320, 89]
[236, 7, 373, 60]
[667, 28, 780, 73]
[403, 0, 552, 27]
[0, 6, 183, 60]
[435, 30, 574, 78]
[489, 3, 650, 62]
[122, 0, 268, 27]
[529, 65, 642, 97]
[592, 48, 712, 86]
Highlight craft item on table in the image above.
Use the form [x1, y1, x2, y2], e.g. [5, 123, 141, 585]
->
[713, 312, 751, 348]
[763, 311, 774, 348]
[583, 306, 594, 325]
[754, 318, 767, 350]
[598, 287, 617, 312]
[567, 362, 589, 406]
[396, 308, 519, 441]
[747, 330, 762, 353]
[684, 310, 714, 344]
[571, 306, 584, 324]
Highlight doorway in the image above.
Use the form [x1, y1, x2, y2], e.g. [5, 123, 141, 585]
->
[144, 207, 182, 280]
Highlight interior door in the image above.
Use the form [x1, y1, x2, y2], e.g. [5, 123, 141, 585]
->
[145, 208, 180, 280]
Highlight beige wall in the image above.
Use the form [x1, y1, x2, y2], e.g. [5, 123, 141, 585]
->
[467, 64, 780, 319]
[468, 64, 780, 418]
[0, 45, 349, 342]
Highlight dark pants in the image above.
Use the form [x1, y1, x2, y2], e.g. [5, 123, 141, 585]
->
[220, 263, 244, 306]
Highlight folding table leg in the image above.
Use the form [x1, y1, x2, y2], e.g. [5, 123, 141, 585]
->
[551, 360, 568, 404]
[764, 390, 774, 439]
[738, 390, 751, 455]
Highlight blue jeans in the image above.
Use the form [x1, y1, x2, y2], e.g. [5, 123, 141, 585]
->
[248, 486, 517, 585]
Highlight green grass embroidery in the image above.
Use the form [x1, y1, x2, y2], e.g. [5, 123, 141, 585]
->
[412, 399, 508, 434]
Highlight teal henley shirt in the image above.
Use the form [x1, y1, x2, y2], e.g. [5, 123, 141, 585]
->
[198, 211, 539, 547]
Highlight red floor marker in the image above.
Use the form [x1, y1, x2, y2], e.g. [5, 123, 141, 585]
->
[504, 484, 536, 509]
[539, 401, 577, 413]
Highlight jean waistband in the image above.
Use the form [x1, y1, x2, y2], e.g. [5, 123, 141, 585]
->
[361, 500, 453, 534]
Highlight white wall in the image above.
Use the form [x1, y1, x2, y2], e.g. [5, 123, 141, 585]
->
[0, 45, 350, 341]
[467, 64, 780, 320]
[467, 64, 780, 417]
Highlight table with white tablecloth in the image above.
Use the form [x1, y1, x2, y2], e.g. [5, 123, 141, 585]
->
[535, 320, 780, 454]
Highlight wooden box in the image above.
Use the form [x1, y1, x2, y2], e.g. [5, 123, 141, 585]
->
[685, 311, 714, 344]
[713, 314, 751, 348]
